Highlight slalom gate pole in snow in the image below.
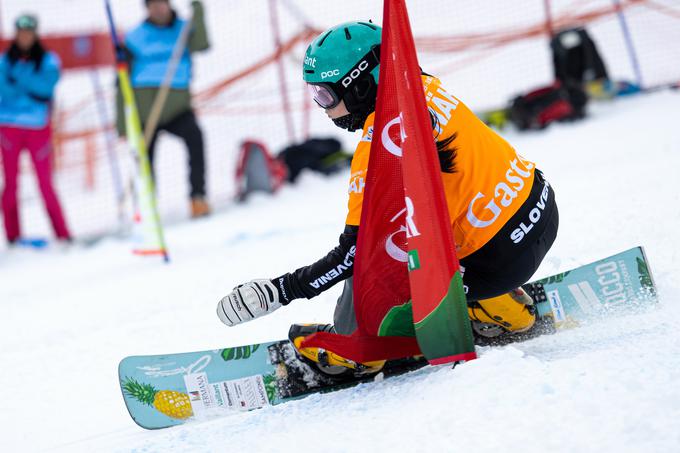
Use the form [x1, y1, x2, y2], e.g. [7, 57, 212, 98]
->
[89, 67, 127, 231]
[384, 0, 476, 364]
[105, 0, 170, 262]
[611, 0, 644, 88]
[268, 0, 296, 143]
[143, 9, 194, 146]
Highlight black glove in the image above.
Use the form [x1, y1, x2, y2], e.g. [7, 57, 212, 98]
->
[114, 44, 132, 64]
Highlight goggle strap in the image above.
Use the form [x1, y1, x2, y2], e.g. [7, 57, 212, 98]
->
[335, 44, 381, 98]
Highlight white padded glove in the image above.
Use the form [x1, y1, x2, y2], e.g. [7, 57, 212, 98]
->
[217, 279, 281, 327]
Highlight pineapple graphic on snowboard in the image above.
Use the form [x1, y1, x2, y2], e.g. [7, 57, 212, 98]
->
[122, 377, 193, 420]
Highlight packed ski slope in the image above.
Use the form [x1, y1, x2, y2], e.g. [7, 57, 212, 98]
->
[0, 89, 678, 452]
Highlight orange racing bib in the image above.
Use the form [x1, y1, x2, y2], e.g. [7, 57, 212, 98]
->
[345, 75, 536, 259]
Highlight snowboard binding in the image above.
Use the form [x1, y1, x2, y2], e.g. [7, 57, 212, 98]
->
[468, 287, 538, 339]
[287, 324, 385, 378]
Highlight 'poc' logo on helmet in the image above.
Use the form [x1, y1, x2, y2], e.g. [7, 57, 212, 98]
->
[321, 69, 340, 79]
[342, 60, 369, 88]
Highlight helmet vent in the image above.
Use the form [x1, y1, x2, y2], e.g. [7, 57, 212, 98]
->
[318, 30, 332, 46]
[358, 22, 378, 30]
[344, 27, 352, 40]
[304, 69, 315, 74]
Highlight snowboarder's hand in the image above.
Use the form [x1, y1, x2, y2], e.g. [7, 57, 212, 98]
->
[217, 279, 281, 327]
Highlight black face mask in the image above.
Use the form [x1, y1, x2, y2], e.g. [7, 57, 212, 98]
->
[332, 75, 377, 132]
[333, 113, 365, 132]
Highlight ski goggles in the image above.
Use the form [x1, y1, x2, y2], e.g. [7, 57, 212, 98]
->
[15, 14, 38, 31]
[306, 45, 381, 109]
[307, 83, 341, 109]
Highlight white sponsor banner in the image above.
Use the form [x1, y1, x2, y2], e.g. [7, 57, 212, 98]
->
[184, 372, 217, 416]
[184, 373, 270, 414]
[216, 375, 270, 411]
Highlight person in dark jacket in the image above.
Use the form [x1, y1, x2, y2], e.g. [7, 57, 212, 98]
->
[116, 0, 210, 218]
[0, 14, 71, 244]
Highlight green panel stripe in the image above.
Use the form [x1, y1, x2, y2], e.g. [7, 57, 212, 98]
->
[414, 271, 475, 362]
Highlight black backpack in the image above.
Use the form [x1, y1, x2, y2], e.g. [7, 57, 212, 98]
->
[551, 27, 609, 86]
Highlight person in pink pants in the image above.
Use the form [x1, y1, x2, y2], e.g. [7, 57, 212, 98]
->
[1, 126, 70, 242]
[0, 14, 71, 244]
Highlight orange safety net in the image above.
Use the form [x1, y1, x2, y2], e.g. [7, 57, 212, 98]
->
[51, 0, 679, 155]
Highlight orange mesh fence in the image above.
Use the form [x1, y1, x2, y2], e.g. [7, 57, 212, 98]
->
[53, 0, 680, 144]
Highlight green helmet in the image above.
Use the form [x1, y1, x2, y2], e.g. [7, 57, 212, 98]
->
[303, 21, 382, 131]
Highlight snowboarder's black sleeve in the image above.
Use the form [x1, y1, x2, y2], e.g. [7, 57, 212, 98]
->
[273, 225, 358, 304]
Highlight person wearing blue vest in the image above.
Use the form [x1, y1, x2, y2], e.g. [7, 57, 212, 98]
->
[116, 0, 210, 218]
[0, 14, 71, 245]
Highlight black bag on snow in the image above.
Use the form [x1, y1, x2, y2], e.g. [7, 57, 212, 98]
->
[278, 138, 351, 183]
[509, 81, 588, 130]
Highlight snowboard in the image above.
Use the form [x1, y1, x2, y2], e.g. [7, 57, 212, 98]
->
[16, 237, 49, 249]
[119, 246, 656, 429]
[9, 234, 111, 250]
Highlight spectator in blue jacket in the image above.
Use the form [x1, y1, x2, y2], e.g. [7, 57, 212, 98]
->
[0, 14, 71, 244]
[116, 0, 211, 218]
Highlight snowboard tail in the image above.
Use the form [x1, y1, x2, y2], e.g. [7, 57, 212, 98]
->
[119, 246, 657, 429]
[119, 341, 427, 429]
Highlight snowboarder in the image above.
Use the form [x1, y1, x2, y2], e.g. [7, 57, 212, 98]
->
[216, 22, 559, 370]
[0, 14, 72, 245]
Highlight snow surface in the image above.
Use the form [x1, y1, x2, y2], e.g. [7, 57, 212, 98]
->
[1, 88, 679, 452]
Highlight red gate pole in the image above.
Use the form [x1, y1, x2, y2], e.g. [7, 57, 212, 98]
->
[268, 0, 296, 143]
[301, 78, 311, 140]
[543, 0, 555, 37]
[0, 0, 5, 39]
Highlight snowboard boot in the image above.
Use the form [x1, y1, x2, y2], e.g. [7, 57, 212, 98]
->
[288, 324, 386, 377]
[468, 287, 536, 338]
[190, 197, 211, 218]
